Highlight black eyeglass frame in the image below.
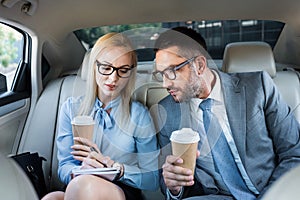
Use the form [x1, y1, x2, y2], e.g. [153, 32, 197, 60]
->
[152, 56, 196, 81]
[96, 60, 135, 78]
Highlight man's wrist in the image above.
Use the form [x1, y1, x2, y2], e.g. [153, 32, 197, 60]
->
[167, 187, 183, 200]
[170, 188, 181, 196]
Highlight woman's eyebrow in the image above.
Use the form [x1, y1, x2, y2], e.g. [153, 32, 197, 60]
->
[96, 60, 112, 65]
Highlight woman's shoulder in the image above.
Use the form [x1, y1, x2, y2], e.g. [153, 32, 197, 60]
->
[129, 100, 153, 126]
[130, 100, 148, 112]
[64, 96, 84, 104]
[61, 96, 84, 111]
[130, 100, 152, 120]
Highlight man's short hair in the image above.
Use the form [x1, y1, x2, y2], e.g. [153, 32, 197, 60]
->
[154, 26, 207, 55]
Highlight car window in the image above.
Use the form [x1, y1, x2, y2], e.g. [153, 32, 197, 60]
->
[74, 20, 284, 61]
[0, 22, 31, 107]
[0, 23, 23, 93]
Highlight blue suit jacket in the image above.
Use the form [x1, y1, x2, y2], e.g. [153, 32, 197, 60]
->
[157, 70, 300, 198]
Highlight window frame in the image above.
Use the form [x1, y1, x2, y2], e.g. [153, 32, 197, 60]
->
[0, 22, 31, 107]
[74, 20, 284, 60]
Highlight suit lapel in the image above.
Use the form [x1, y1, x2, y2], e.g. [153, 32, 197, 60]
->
[163, 95, 192, 131]
[218, 71, 247, 163]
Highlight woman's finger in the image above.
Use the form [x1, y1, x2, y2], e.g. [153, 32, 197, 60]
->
[82, 157, 106, 168]
[73, 137, 95, 147]
[71, 144, 90, 152]
[88, 152, 113, 167]
[71, 150, 89, 159]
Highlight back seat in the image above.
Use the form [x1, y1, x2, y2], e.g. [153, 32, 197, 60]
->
[18, 74, 85, 192]
[19, 41, 300, 199]
[17, 51, 166, 199]
[222, 41, 300, 123]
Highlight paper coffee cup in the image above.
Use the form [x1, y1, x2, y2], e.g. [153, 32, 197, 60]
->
[71, 115, 95, 145]
[170, 128, 200, 174]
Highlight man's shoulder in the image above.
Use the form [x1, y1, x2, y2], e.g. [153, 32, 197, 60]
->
[159, 94, 174, 105]
[219, 70, 268, 87]
[158, 95, 183, 111]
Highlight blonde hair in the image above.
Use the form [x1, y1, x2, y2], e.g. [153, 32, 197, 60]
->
[78, 32, 137, 126]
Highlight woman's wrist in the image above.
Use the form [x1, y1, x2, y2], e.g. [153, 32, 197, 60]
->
[113, 162, 124, 180]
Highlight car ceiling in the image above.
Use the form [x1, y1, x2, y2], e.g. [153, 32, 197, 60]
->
[1, 0, 300, 40]
[1, 0, 300, 74]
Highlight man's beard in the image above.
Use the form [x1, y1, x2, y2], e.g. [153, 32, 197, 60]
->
[171, 72, 203, 102]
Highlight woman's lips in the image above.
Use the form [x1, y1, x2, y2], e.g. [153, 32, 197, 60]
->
[105, 84, 116, 90]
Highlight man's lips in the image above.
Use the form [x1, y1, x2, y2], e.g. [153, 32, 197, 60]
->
[167, 89, 177, 96]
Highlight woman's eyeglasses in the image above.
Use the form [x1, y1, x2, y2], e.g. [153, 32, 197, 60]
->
[96, 61, 135, 78]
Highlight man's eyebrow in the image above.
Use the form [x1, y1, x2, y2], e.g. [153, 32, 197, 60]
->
[155, 64, 177, 70]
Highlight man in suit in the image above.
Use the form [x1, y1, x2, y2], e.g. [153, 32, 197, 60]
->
[153, 27, 300, 200]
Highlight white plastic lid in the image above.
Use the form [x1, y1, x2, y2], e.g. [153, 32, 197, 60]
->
[170, 128, 200, 144]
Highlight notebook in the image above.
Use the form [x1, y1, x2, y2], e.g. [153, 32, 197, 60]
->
[72, 167, 120, 181]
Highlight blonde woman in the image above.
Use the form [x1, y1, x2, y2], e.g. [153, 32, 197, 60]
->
[43, 33, 159, 200]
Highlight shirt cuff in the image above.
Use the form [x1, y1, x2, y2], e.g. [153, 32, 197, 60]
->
[166, 187, 184, 200]
[69, 165, 81, 182]
[117, 164, 130, 181]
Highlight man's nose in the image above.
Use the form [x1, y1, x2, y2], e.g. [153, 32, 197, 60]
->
[162, 76, 172, 88]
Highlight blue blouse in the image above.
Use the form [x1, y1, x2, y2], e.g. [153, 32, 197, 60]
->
[56, 96, 159, 190]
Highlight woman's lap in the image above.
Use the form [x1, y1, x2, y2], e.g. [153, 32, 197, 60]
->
[65, 175, 142, 200]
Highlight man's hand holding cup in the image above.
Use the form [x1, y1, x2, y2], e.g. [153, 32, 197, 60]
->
[162, 128, 200, 195]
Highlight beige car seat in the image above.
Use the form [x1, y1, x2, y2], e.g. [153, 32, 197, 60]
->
[222, 41, 300, 122]
[0, 154, 39, 200]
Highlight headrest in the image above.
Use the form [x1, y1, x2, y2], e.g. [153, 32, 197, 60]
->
[80, 49, 91, 81]
[132, 82, 168, 108]
[222, 42, 276, 78]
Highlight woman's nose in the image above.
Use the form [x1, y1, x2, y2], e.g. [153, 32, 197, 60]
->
[108, 70, 119, 81]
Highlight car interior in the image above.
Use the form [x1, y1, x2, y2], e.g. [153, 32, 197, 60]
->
[0, 0, 300, 199]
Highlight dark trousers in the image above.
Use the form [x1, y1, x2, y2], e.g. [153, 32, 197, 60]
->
[114, 181, 143, 200]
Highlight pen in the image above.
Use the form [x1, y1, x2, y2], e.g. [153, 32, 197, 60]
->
[90, 146, 108, 168]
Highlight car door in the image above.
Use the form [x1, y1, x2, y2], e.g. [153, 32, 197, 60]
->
[0, 22, 31, 156]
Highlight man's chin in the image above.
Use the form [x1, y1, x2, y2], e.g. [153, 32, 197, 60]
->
[171, 94, 184, 103]
[171, 93, 192, 103]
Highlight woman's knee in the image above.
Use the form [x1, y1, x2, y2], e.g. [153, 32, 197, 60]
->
[65, 175, 125, 200]
[65, 175, 94, 198]
[41, 191, 64, 200]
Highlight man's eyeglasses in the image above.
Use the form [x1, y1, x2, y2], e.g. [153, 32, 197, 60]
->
[96, 61, 135, 78]
[152, 56, 196, 82]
